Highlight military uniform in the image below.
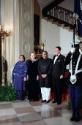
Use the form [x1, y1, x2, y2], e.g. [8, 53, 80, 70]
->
[65, 45, 82, 122]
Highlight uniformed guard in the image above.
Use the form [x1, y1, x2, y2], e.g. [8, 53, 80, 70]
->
[65, 43, 82, 122]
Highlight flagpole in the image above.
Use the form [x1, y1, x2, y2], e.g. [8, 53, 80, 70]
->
[73, 0, 80, 45]
[73, 23, 76, 45]
[73, 12, 79, 45]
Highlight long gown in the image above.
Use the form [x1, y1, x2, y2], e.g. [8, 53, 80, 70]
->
[27, 60, 40, 101]
[12, 61, 27, 100]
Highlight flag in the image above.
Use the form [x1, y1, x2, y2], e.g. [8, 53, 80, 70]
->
[74, 0, 82, 38]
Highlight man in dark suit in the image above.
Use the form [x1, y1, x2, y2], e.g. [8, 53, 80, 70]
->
[38, 51, 52, 103]
[52, 46, 65, 105]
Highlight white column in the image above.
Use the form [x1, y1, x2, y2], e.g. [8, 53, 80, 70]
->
[1, 0, 15, 82]
[1, 0, 20, 82]
[19, 0, 34, 58]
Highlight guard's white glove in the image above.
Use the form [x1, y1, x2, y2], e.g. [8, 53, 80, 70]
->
[41, 74, 47, 78]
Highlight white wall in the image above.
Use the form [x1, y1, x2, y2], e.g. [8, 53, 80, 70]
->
[40, 19, 60, 58]
[40, 19, 80, 58]
[60, 27, 79, 55]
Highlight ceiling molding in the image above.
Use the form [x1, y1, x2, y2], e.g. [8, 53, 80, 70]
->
[37, 0, 54, 9]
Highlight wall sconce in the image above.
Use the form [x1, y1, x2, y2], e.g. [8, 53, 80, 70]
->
[34, 42, 45, 51]
[40, 42, 45, 50]
[0, 25, 12, 39]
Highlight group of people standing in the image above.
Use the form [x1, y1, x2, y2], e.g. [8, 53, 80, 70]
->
[12, 44, 82, 122]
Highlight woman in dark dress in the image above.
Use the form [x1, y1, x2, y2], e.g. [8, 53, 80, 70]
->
[27, 52, 40, 101]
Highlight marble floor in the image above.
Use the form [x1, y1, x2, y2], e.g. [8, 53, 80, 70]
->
[0, 100, 82, 125]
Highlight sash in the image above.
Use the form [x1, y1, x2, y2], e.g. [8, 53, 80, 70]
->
[69, 52, 82, 84]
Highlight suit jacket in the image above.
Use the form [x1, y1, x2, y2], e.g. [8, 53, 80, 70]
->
[38, 58, 52, 87]
[52, 54, 65, 79]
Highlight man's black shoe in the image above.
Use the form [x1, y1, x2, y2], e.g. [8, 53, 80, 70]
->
[42, 100, 46, 103]
[46, 100, 50, 103]
[75, 117, 81, 122]
[52, 100, 56, 103]
[70, 117, 81, 122]
[70, 117, 75, 121]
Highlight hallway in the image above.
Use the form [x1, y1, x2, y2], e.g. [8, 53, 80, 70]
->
[0, 100, 82, 125]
